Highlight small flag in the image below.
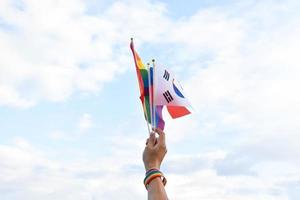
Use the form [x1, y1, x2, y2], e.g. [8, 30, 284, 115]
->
[130, 39, 152, 124]
[149, 66, 165, 130]
[154, 67, 191, 118]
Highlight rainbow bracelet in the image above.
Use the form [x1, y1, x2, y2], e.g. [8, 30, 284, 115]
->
[144, 168, 167, 189]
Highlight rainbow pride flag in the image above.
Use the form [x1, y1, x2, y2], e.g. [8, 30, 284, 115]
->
[130, 39, 165, 130]
[130, 39, 151, 124]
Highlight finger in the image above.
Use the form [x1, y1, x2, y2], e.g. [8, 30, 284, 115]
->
[154, 137, 158, 145]
[154, 128, 163, 134]
[148, 132, 156, 147]
[145, 138, 149, 145]
[155, 128, 166, 147]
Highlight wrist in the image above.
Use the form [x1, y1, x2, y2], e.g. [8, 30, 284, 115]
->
[145, 162, 160, 171]
[147, 176, 164, 190]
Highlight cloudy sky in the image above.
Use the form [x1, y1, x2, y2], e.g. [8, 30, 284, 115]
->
[0, 0, 300, 199]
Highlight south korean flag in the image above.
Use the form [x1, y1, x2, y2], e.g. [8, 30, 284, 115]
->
[154, 67, 191, 119]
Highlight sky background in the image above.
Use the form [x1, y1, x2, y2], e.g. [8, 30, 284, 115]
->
[0, 0, 300, 199]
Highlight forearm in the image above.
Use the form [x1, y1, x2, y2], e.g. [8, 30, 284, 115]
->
[147, 177, 168, 200]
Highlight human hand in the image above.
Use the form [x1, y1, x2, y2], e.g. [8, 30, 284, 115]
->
[143, 128, 167, 171]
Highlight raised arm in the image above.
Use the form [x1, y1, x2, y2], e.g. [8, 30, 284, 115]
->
[143, 128, 168, 200]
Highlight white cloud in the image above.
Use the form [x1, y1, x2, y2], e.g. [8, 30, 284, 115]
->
[167, 169, 293, 200]
[0, 137, 146, 200]
[0, 0, 169, 107]
[0, 138, 298, 200]
[0, 85, 35, 107]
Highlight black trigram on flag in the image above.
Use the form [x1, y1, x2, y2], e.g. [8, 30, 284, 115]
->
[163, 90, 174, 103]
[163, 70, 170, 81]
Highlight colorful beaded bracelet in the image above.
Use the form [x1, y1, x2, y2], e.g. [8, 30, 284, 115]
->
[144, 168, 167, 189]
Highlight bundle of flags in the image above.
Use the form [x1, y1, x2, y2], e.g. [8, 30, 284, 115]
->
[130, 38, 191, 132]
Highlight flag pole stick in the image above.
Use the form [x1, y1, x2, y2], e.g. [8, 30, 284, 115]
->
[152, 59, 157, 129]
[147, 63, 154, 130]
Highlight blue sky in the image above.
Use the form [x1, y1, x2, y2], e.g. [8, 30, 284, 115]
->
[0, 0, 300, 199]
